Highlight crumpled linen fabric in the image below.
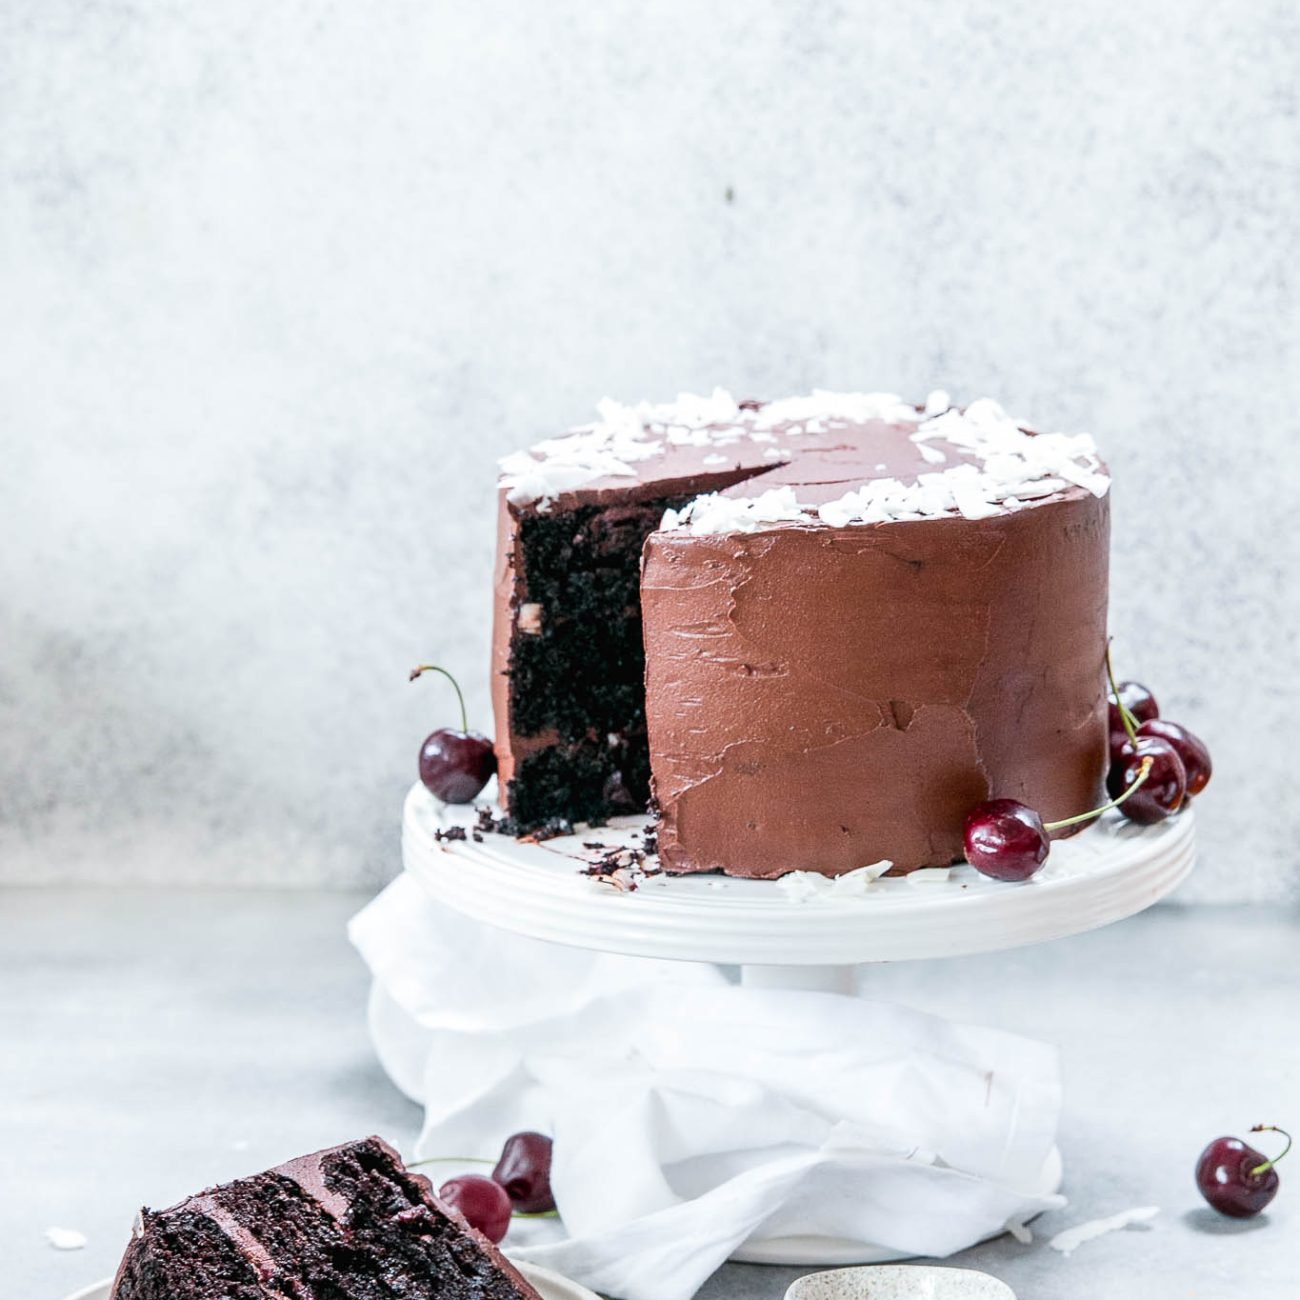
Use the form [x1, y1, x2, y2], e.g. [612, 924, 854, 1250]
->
[350, 873, 1063, 1300]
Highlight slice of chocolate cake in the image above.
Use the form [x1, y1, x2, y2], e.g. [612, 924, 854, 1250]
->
[109, 1136, 542, 1300]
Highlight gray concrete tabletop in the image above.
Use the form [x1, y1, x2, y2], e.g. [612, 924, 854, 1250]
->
[3, 888, 1296, 1300]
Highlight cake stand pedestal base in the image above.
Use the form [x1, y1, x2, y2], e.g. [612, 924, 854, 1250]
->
[400, 783, 1194, 1267]
[739, 963, 857, 994]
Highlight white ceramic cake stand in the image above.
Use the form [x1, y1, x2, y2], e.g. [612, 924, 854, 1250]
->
[401, 781, 1195, 1265]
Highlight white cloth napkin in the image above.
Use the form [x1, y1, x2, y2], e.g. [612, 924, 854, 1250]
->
[350, 874, 1064, 1300]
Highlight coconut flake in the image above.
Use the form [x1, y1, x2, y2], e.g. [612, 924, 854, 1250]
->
[661, 485, 809, 536]
[752, 391, 919, 430]
[1048, 1206, 1160, 1256]
[812, 400, 1109, 528]
[1004, 1215, 1035, 1245]
[776, 861, 892, 900]
[500, 389, 743, 508]
[775, 872, 830, 902]
[828, 860, 894, 894]
[46, 1227, 87, 1251]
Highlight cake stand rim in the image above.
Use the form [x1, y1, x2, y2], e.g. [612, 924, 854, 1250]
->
[401, 783, 1196, 967]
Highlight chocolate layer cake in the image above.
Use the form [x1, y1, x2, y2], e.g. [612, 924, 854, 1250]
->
[493, 390, 1110, 876]
[109, 1136, 541, 1300]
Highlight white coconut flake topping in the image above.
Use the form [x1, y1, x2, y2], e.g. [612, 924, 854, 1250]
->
[814, 400, 1108, 528]
[776, 860, 893, 900]
[663, 485, 809, 536]
[46, 1226, 88, 1251]
[498, 395, 672, 510]
[504, 389, 1108, 522]
[749, 390, 919, 429]
[1049, 1206, 1160, 1256]
[500, 389, 927, 509]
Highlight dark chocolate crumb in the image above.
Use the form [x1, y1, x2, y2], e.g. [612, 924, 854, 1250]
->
[521, 816, 573, 843]
[434, 825, 468, 843]
[475, 805, 521, 837]
[581, 840, 663, 892]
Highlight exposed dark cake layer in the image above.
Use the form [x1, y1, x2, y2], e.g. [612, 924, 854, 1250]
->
[500, 498, 684, 828]
[109, 1136, 541, 1300]
[495, 491, 721, 829]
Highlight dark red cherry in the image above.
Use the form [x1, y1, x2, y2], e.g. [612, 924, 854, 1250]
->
[1107, 733, 1136, 795]
[1109, 724, 1135, 767]
[411, 664, 496, 803]
[1107, 736, 1186, 823]
[1137, 719, 1212, 796]
[1195, 1129, 1288, 1218]
[438, 1174, 512, 1242]
[962, 800, 1050, 882]
[1115, 680, 1159, 725]
[419, 729, 496, 803]
[492, 1131, 555, 1213]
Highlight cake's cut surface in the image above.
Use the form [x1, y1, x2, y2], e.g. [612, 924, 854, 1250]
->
[492, 390, 1111, 875]
[109, 1136, 541, 1300]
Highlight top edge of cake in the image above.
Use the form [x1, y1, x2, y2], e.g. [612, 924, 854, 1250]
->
[497, 388, 1109, 530]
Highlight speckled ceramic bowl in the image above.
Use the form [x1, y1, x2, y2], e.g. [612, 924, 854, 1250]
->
[786, 1264, 1016, 1300]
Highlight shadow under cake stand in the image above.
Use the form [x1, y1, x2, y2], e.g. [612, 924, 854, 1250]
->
[401, 782, 1195, 1266]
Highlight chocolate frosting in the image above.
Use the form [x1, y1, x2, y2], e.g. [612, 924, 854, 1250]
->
[643, 492, 1109, 876]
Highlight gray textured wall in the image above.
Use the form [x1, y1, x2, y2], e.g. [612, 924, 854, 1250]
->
[2, 1, 1297, 899]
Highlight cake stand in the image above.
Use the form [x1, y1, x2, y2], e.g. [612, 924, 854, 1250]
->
[400, 782, 1195, 1265]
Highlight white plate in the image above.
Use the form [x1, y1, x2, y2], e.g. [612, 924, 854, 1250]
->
[785, 1264, 1016, 1299]
[404, 783, 1195, 966]
[64, 1260, 597, 1300]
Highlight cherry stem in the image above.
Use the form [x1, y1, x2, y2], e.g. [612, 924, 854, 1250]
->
[1043, 756, 1153, 831]
[1105, 641, 1139, 744]
[512, 1210, 560, 1219]
[1248, 1125, 1292, 1176]
[410, 664, 469, 733]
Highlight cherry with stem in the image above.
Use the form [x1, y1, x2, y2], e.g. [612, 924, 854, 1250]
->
[1043, 756, 1153, 832]
[1195, 1124, 1290, 1218]
[411, 664, 497, 804]
[1248, 1125, 1292, 1178]
[964, 757, 1153, 882]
